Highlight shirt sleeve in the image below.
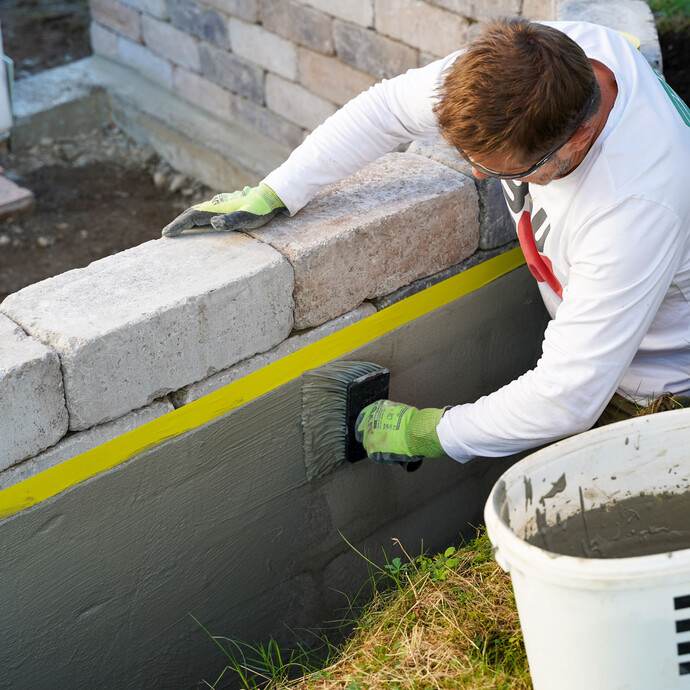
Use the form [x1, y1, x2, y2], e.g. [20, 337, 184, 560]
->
[437, 197, 685, 462]
[262, 52, 461, 215]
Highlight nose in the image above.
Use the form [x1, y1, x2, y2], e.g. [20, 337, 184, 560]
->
[471, 167, 488, 180]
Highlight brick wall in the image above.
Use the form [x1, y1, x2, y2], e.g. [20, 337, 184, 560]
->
[89, 0, 557, 148]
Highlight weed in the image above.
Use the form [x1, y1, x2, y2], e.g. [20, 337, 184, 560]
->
[648, 0, 690, 32]
[195, 529, 529, 689]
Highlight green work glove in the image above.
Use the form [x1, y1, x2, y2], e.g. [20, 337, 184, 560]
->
[355, 400, 447, 469]
[162, 183, 286, 237]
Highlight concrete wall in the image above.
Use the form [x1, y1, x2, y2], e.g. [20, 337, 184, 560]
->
[0, 263, 547, 689]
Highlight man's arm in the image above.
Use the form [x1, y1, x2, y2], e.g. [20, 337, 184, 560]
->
[437, 198, 685, 462]
[262, 51, 460, 216]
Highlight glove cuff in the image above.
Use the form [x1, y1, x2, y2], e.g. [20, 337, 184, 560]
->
[407, 407, 447, 457]
[257, 183, 286, 212]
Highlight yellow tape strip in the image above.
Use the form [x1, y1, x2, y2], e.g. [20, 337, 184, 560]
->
[0, 248, 525, 521]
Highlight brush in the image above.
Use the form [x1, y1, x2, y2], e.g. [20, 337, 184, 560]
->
[301, 360, 390, 481]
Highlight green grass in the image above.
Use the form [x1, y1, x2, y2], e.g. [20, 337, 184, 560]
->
[196, 529, 531, 689]
[648, 0, 690, 33]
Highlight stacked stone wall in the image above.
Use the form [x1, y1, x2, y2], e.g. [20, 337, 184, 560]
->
[88, 0, 557, 150]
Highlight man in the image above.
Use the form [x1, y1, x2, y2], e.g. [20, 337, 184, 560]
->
[163, 18, 690, 466]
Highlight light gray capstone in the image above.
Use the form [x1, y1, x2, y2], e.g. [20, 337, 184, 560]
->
[0, 315, 69, 469]
[172, 303, 377, 406]
[1, 234, 294, 431]
[251, 152, 480, 329]
[0, 400, 174, 490]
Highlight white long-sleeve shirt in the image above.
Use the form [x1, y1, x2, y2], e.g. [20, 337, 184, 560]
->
[264, 22, 690, 462]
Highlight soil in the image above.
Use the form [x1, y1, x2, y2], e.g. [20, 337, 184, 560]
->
[0, 0, 214, 303]
[0, 0, 92, 80]
[0, 0, 689, 303]
[0, 128, 212, 302]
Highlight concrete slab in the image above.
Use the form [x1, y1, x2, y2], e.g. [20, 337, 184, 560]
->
[250, 152, 480, 329]
[10, 59, 111, 149]
[0, 315, 69, 469]
[0, 174, 35, 220]
[0, 233, 294, 431]
[0, 400, 174, 490]
[172, 303, 376, 406]
[408, 138, 516, 250]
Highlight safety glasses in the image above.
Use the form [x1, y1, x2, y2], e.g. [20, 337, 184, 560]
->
[463, 137, 570, 180]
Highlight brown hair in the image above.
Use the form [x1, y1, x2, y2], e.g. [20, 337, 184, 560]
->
[433, 17, 599, 162]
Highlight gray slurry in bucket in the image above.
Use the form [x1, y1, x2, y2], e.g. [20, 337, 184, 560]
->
[527, 489, 690, 558]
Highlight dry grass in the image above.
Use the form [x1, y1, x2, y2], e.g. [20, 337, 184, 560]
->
[286, 533, 531, 690]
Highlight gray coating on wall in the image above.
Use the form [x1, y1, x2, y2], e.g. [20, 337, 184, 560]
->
[0, 266, 547, 689]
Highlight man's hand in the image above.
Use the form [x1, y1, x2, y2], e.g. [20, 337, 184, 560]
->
[355, 400, 447, 468]
[162, 183, 286, 237]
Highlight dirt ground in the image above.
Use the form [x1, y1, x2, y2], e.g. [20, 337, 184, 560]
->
[0, 128, 212, 302]
[0, 0, 212, 302]
[0, 0, 689, 302]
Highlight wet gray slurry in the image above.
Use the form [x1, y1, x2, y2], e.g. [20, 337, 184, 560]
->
[527, 489, 690, 558]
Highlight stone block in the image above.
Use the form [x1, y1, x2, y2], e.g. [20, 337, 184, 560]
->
[90, 0, 142, 41]
[333, 20, 418, 79]
[0, 401, 174, 491]
[249, 152, 479, 329]
[408, 138, 515, 249]
[0, 235, 294, 431]
[0, 315, 69, 469]
[522, 0, 556, 20]
[0, 175, 35, 221]
[298, 48, 375, 107]
[229, 18, 298, 80]
[172, 303, 376, 405]
[174, 66, 233, 117]
[117, 36, 174, 88]
[142, 15, 200, 71]
[260, 0, 334, 55]
[426, 0, 521, 21]
[167, 0, 229, 48]
[370, 245, 518, 313]
[301, 0, 374, 27]
[374, 0, 470, 57]
[200, 43, 264, 103]
[121, 0, 168, 19]
[231, 95, 306, 150]
[90, 22, 119, 58]
[203, 0, 259, 22]
[265, 74, 337, 131]
[558, 0, 662, 72]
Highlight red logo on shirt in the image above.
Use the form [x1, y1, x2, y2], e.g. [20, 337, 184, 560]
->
[517, 211, 563, 298]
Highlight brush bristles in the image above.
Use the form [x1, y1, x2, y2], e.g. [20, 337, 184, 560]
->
[302, 361, 384, 481]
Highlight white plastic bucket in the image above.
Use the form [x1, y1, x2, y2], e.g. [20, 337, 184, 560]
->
[484, 408, 690, 690]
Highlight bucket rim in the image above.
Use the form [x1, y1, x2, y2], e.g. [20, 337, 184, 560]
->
[484, 409, 690, 586]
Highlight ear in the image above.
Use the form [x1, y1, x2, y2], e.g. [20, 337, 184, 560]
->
[565, 124, 596, 154]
